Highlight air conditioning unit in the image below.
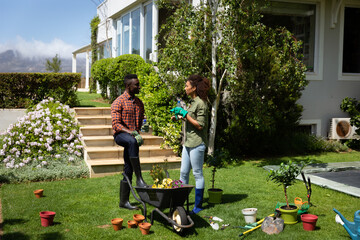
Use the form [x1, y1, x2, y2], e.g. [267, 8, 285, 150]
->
[329, 118, 358, 140]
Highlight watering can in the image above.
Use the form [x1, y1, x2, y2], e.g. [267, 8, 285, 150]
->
[333, 208, 360, 240]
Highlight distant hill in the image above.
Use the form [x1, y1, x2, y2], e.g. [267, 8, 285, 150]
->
[0, 50, 86, 75]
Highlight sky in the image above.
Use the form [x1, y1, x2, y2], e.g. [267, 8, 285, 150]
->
[0, 0, 100, 59]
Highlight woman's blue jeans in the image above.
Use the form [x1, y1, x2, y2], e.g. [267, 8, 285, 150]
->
[180, 143, 206, 189]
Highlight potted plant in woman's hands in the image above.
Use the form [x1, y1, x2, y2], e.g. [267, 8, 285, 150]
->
[267, 160, 305, 224]
[206, 149, 225, 204]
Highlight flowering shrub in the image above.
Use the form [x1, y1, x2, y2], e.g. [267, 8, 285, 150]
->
[0, 98, 83, 169]
[152, 178, 184, 189]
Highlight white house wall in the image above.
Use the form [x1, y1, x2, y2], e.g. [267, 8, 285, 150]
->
[298, 0, 360, 137]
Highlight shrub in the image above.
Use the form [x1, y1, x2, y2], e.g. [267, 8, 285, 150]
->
[0, 154, 88, 183]
[137, 64, 182, 155]
[0, 73, 80, 108]
[91, 54, 146, 102]
[0, 98, 83, 169]
[341, 97, 360, 149]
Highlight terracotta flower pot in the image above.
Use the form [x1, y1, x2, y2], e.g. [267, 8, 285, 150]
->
[111, 218, 123, 231]
[133, 214, 145, 225]
[39, 211, 56, 227]
[128, 220, 137, 228]
[34, 189, 44, 198]
[138, 222, 152, 235]
[301, 214, 318, 231]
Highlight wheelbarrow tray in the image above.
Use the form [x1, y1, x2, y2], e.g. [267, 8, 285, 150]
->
[134, 185, 194, 209]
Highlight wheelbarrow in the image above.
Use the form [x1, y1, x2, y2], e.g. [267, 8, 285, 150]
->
[123, 173, 195, 234]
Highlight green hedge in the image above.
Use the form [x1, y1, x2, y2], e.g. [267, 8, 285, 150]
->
[91, 54, 146, 102]
[0, 73, 81, 108]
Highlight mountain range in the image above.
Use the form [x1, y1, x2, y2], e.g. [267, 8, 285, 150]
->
[0, 50, 86, 74]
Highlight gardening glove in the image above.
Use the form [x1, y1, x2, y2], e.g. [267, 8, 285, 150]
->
[170, 107, 188, 120]
[131, 130, 144, 146]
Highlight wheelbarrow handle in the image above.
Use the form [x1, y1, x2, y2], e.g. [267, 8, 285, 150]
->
[122, 173, 147, 221]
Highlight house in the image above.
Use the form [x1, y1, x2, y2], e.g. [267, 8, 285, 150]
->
[72, 0, 360, 138]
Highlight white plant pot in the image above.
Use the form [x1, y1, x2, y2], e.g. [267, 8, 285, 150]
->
[242, 208, 258, 224]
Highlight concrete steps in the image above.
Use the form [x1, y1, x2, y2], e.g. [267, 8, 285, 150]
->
[74, 107, 181, 178]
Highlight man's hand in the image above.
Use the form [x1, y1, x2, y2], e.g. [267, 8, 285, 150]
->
[131, 130, 144, 146]
[170, 107, 188, 119]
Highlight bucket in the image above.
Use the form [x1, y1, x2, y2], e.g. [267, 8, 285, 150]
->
[242, 208, 257, 224]
[39, 211, 56, 227]
[301, 214, 318, 231]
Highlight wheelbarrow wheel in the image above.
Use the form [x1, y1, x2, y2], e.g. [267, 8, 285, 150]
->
[172, 206, 188, 234]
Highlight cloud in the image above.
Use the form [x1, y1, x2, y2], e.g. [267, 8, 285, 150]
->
[0, 36, 81, 59]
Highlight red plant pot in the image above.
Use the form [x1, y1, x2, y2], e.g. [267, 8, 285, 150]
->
[301, 214, 318, 231]
[39, 211, 56, 227]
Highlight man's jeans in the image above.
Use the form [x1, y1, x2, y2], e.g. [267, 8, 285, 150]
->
[114, 132, 139, 182]
[180, 143, 206, 189]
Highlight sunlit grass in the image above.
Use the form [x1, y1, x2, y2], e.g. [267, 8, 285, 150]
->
[75, 92, 111, 107]
[1, 152, 359, 239]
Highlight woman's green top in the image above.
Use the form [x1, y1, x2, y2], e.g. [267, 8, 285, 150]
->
[184, 96, 208, 148]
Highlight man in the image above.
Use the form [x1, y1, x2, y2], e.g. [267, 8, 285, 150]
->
[111, 74, 147, 210]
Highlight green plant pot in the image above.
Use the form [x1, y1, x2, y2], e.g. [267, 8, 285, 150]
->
[279, 205, 299, 224]
[207, 188, 223, 204]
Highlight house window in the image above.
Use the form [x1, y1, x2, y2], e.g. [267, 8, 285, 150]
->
[117, 19, 121, 56]
[98, 41, 112, 60]
[122, 14, 130, 54]
[144, 3, 153, 61]
[131, 8, 140, 55]
[116, 4, 153, 61]
[261, 2, 316, 72]
[342, 7, 360, 74]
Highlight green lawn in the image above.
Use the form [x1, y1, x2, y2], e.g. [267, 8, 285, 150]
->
[1, 152, 360, 239]
[75, 92, 111, 107]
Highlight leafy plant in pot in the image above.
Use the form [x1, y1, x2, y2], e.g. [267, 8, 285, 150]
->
[206, 149, 225, 204]
[267, 160, 305, 224]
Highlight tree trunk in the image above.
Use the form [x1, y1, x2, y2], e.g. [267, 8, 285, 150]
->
[284, 185, 290, 209]
[207, 0, 218, 155]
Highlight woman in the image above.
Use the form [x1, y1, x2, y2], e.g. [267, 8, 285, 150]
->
[170, 74, 210, 214]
